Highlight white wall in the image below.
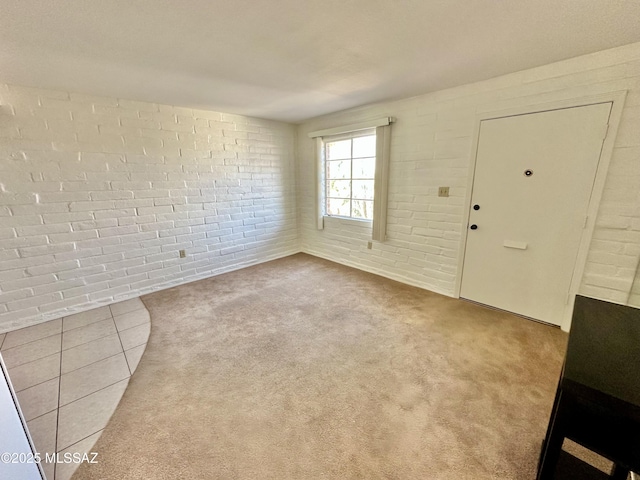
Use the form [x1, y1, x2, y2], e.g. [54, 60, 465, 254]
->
[0, 85, 298, 332]
[297, 42, 640, 306]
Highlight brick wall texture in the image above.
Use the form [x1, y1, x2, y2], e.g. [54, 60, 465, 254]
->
[0, 87, 298, 331]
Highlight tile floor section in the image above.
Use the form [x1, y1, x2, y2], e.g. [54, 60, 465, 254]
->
[0, 298, 151, 480]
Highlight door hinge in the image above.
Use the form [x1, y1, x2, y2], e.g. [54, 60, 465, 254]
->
[583, 215, 589, 229]
[600, 123, 610, 140]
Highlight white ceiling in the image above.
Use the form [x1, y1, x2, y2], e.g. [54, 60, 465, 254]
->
[1, 1, 640, 123]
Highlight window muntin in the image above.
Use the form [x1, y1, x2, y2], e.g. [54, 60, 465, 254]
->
[325, 131, 376, 220]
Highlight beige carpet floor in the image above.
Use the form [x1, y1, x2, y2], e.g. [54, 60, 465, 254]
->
[73, 253, 567, 479]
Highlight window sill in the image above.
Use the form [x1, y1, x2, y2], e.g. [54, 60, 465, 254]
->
[323, 215, 372, 227]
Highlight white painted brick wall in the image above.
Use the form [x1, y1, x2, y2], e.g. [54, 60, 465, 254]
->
[297, 42, 640, 306]
[0, 86, 298, 332]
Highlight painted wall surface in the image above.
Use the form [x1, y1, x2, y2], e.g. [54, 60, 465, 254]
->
[0, 86, 298, 332]
[297, 42, 640, 307]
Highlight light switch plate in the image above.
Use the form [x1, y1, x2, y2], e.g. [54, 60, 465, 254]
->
[438, 187, 450, 197]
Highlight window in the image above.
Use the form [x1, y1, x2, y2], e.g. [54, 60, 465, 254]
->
[324, 130, 376, 220]
[308, 117, 393, 241]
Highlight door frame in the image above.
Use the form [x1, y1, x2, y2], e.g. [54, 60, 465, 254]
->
[454, 91, 627, 331]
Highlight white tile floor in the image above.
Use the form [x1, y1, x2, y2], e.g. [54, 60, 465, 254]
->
[0, 298, 151, 480]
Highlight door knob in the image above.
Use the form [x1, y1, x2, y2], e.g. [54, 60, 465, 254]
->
[470, 224, 478, 230]
[473, 204, 480, 210]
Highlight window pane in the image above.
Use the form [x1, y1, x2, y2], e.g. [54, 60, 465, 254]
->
[328, 198, 351, 217]
[352, 158, 375, 179]
[327, 179, 351, 198]
[352, 180, 374, 200]
[327, 160, 351, 179]
[326, 139, 351, 160]
[323, 132, 376, 220]
[352, 135, 376, 158]
[352, 200, 373, 220]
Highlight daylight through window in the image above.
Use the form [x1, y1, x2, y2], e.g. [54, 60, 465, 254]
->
[324, 130, 376, 220]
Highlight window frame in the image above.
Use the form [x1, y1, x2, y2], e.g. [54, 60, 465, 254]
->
[309, 117, 394, 240]
[323, 128, 377, 222]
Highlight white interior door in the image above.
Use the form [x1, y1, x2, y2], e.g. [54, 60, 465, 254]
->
[460, 103, 612, 326]
[0, 353, 45, 479]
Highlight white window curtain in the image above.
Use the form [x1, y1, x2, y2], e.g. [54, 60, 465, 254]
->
[309, 117, 394, 239]
[315, 137, 325, 230]
[372, 124, 391, 242]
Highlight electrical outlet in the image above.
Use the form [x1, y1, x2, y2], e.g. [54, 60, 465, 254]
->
[367, 241, 373, 250]
[438, 186, 450, 197]
[179, 249, 186, 258]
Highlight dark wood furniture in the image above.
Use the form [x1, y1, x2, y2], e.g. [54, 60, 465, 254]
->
[537, 295, 640, 480]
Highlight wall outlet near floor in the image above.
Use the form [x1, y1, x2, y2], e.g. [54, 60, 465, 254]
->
[438, 186, 450, 197]
[179, 249, 186, 258]
[367, 241, 373, 250]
